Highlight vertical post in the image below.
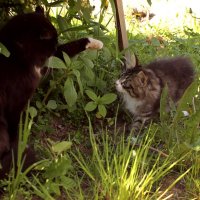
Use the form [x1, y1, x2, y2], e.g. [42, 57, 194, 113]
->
[113, 0, 136, 69]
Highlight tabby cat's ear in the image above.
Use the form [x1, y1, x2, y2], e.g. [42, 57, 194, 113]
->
[137, 71, 148, 87]
[35, 6, 45, 15]
[130, 54, 142, 69]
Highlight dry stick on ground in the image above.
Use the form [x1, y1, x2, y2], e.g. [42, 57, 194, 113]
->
[113, 0, 136, 69]
[135, 144, 169, 157]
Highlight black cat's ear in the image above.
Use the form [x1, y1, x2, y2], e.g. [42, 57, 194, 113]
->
[35, 6, 45, 15]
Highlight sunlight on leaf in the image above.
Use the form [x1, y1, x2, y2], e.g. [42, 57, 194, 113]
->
[100, 93, 117, 104]
[63, 52, 71, 66]
[0, 42, 10, 57]
[47, 56, 67, 69]
[52, 141, 72, 154]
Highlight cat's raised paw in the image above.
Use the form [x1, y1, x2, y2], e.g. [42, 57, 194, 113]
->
[86, 38, 103, 50]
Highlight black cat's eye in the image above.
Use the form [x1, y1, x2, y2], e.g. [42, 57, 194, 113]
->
[40, 33, 53, 40]
[39, 28, 57, 40]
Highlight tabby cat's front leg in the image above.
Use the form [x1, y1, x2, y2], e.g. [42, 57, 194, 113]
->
[130, 115, 151, 134]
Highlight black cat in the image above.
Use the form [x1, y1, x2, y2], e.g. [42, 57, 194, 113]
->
[0, 7, 103, 178]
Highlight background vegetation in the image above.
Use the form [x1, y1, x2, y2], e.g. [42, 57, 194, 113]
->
[0, 0, 200, 199]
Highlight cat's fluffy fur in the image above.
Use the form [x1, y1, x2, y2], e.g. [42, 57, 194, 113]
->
[116, 57, 194, 132]
[0, 7, 103, 178]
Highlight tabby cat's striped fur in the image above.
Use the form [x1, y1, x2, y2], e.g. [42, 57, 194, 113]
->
[116, 57, 194, 133]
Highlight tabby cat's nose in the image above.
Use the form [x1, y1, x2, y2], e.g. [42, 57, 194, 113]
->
[115, 80, 120, 85]
[115, 80, 123, 92]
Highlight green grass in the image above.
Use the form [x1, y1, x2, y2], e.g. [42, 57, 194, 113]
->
[1, 103, 199, 199]
[72, 117, 192, 200]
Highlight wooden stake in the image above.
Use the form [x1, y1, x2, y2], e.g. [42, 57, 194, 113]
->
[113, 0, 136, 68]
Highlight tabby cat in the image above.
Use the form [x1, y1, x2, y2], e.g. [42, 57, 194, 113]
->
[116, 57, 194, 133]
[0, 6, 103, 178]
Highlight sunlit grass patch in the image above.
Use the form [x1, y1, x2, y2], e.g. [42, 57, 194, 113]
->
[73, 117, 191, 200]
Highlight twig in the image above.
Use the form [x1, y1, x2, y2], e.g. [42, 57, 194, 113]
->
[134, 143, 169, 157]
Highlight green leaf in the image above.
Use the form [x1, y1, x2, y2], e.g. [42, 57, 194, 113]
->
[46, 100, 57, 110]
[102, 47, 112, 60]
[44, 157, 72, 179]
[71, 60, 83, 70]
[36, 101, 43, 109]
[84, 101, 97, 111]
[94, 78, 107, 91]
[64, 78, 77, 107]
[63, 52, 71, 66]
[73, 69, 83, 95]
[187, 136, 200, 151]
[81, 6, 91, 22]
[174, 81, 198, 123]
[98, 104, 107, 118]
[60, 176, 76, 190]
[48, 183, 60, 196]
[83, 65, 95, 80]
[100, 93, 117, 104]
[52, 141, 72, 154]
[147, 0, 152, 6]
[57, 15, 69, 38]
[85, 90, 98, 101]
[47, 56, 67, 69]
[0, 43, 10, 57]
[28, 106, 37, 118]
[82, 57, 94, 68]
[85, 50, 97, 60]
[185, 108, 200, 130]
[151, 38, 160, 47]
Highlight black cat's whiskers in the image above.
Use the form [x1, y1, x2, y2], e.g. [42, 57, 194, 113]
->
[34, 65, 42, 78]
[42, 67, 51, 79]
[42, 57, 53, 79]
